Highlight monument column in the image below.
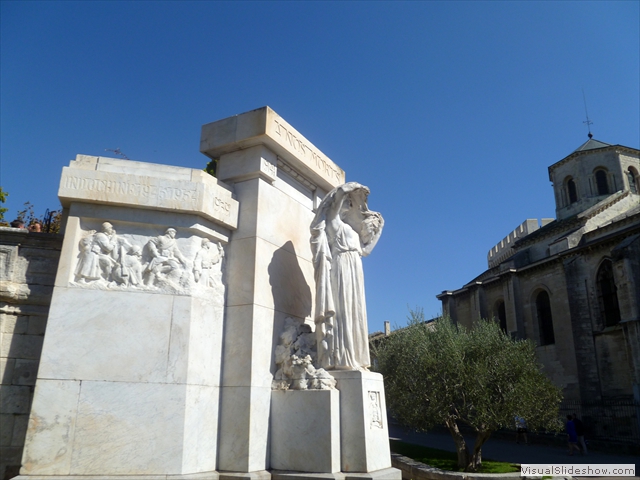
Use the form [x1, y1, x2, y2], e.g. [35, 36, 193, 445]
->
[200, 107, 344, 474]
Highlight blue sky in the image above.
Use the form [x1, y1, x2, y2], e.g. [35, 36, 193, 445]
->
[1, 1, 639, 333]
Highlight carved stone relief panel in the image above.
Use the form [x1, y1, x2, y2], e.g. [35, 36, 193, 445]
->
[368, 391, 383, 429]
[71, 220, 225, 297]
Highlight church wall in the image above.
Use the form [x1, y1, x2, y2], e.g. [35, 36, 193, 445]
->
[482, 282, 505, 321]
[451, 291, 473, 329]
[563, 253, 603, 402]
[590, 236, 638, 398]
[517, 261, 581, 400]
[613, 234, 640, 324]
[527, 241, 551, 264]
[594, 330, 634, 397]
[612, 235, 640, 394]
[506, 275, 526, 338]
[562, 234, 637, 400]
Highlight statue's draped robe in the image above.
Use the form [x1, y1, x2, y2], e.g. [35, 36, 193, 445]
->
[328, 222, 369, 368]
[311, 187, 372, 370]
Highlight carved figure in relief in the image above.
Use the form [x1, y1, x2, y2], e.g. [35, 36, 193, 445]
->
[369, 391, 383, 429]
[75, 231, 100, 282]
[72, 224, 224, 294]
[144, 228, 188, 287]
[310, 182, 384, 370]
[193, 238, 224, 288]
[75, 222, 119, 283]
[112, 245, 145, 287]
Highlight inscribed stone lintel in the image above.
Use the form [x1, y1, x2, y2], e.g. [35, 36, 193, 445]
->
[58, 155, 239, 230]
[199, 106, 345, 192]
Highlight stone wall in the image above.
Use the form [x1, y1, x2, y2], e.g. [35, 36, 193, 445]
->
[0, 228, 62, 480]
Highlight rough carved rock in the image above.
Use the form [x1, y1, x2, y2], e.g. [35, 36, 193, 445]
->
[272, 317, 336, 390]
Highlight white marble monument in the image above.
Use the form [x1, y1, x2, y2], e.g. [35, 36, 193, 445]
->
[16, 107, 400, 480]
[20, 155, 236, 477]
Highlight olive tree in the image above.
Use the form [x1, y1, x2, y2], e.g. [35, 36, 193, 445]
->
[373, 310, 562, 472]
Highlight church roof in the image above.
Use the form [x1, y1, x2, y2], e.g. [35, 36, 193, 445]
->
[572, 138, 611, 152]
[548, 138, 638, 175]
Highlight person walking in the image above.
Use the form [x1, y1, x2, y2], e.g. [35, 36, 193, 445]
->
[566, 414, 581, 456]
[573, 414, 587, 455]
[514, 415, 528, 445]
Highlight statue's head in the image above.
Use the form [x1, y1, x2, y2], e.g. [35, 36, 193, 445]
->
[339, 197, 353, 220]
[102, 222, 114, 234]
[166, 228, 177, 238]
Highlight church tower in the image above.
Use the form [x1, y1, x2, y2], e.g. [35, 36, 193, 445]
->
[548, 138, 640, 221]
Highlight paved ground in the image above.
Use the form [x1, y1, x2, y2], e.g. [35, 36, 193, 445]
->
[389, 424, 639, 479]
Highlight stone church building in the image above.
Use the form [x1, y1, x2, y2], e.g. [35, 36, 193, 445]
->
[437, 138, 640, 412]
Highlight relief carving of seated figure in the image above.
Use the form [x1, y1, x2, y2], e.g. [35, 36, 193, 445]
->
[144, 228, 188, 287]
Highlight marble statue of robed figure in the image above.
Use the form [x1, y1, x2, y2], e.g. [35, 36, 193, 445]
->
[310, 182, 384, 370]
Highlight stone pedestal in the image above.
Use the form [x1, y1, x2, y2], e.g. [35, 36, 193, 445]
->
[332, 371, 392, 473]
[270, 390, 340, 473]
[269, 373, 399, 479]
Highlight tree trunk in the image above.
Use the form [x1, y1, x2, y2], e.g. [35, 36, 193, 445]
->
[445, 417, 469, 470]
[467, 430, 493, 472]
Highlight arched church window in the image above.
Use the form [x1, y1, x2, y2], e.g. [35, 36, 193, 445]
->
[567, 178, 578, 204]
[496, 300, 507, 333]
[628, 167, 639, 194]
[595, 169, 609, 195]
[535, 291, 555, 346]
[596, 260, 621, 327]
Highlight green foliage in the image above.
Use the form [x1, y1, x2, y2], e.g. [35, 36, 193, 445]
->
[0, 187, 8, 224]
[390, 440, 518, 473]
[374, 310, 562, 471]
[204, 158, 218, 177]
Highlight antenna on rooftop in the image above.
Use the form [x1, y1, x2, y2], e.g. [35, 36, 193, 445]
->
[582, 89, 593, 139]
[105, 148, 130, 160]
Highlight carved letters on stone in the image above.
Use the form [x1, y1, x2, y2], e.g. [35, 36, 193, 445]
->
[72, 221, 225, 296]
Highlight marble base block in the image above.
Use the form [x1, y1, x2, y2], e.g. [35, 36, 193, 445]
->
[22, 287, 223, 476]
[270, 389, 340, 473]
[331, 371, 392, 473]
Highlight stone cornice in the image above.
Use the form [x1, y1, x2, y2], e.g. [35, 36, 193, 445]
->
[200, 107, 345, 191]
